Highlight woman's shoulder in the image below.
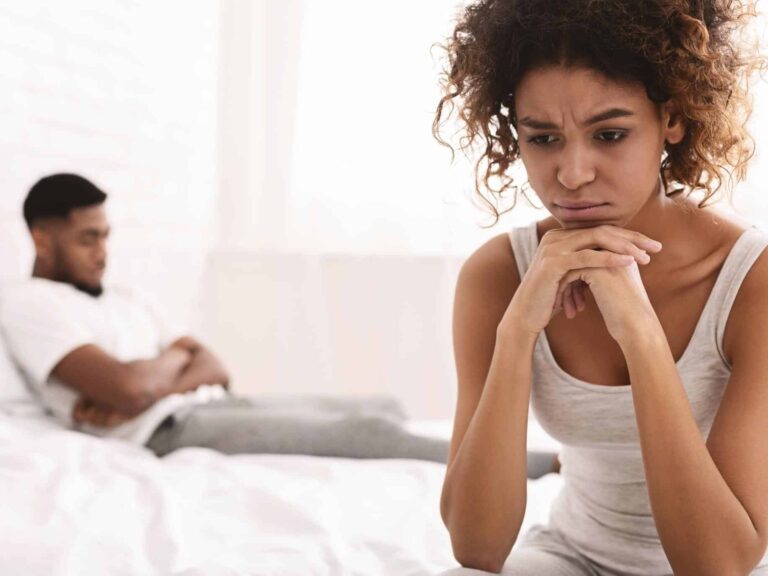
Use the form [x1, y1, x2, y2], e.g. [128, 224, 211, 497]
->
[720, 236, 768, 366]
[700, 203, 768, 365]
[460, 223, 538, 286]
[459, 218, 557, 295]
[694, 202, 757, 258]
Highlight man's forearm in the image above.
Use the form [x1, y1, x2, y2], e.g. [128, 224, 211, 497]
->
[123, 346, 193, 414]
[81, 339, 227, 418]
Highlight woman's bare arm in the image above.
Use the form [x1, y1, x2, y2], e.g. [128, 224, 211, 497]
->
[441, 234, 534, 573]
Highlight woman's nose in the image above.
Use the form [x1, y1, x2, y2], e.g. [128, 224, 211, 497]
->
[556, 145, 596, 190]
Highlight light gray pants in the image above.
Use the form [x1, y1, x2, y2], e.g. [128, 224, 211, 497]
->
[435, 525, 628, 576]
[146, 394, 448, 462]
[145, 394, 558, 475]
[435, 523, 768, 575]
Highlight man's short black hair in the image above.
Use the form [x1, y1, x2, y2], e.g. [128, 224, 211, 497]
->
[23, 173, 107, 229]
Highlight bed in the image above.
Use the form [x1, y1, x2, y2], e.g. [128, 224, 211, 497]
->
[0, 410, 563, 576]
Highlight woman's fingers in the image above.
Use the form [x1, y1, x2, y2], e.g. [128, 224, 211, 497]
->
[553, 249, 624, 314]
[553, 287, 563, 312]
[556, 281, 582, 318]
[562, 284, 571, 317]
[554, 249, 636, 275]
[564, 283, 576, 318]
[544, 225, 662, 262]
[573, 280, 586, 311]
[537, 226, 660, 330]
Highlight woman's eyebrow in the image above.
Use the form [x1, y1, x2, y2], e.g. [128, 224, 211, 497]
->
[518, 107, 636, 130]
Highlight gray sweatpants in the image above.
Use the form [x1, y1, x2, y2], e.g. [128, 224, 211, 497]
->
[145, 394, 558, 476]
[146, 394, 448, 462]
[435, 522, 768, 575]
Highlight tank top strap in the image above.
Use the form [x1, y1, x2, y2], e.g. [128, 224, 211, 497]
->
[507, 220, 539, 280]
[712, 225, 768, 368]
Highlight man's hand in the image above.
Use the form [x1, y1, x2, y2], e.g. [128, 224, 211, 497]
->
[72, 397, 133, 428]
[169, 336, 200, 354]
[166, 336, 230, 392]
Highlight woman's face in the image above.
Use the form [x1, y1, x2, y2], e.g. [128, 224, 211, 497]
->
[514, 65, 685, 228]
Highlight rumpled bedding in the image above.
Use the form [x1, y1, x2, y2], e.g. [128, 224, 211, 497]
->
[0, 416, 563, 576]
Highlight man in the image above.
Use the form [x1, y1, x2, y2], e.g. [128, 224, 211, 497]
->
[0, 173, 559, 474]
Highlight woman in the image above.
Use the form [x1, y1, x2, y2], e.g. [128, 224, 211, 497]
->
[432, 0, 768, 574]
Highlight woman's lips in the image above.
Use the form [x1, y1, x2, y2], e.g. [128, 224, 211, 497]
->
[555, 203, 609, 219]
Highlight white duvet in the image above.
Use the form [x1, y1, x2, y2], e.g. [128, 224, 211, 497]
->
[0, 416, 564, 576]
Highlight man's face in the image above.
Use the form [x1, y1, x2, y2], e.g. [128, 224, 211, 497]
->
[41, 205, 110, 296]
[514, 65, 684, 229]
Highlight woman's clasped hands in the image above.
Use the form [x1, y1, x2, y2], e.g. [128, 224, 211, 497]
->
[500, 224, 663, 345]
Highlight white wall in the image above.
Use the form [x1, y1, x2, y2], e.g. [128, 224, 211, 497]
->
[217, 0, 304, 254]
[203, 252, 462, 417]
[209, 0, 532, 419]
[210, 0, 465, 418]
[0, 0, 219, 332]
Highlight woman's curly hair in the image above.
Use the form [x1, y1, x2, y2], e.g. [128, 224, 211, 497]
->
[432, 0, 768, 226]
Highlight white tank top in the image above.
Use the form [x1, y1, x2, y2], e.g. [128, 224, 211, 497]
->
[509, 220, 768, 574]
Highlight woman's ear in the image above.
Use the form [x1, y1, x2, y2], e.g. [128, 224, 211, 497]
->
[662, 101, 686, 145]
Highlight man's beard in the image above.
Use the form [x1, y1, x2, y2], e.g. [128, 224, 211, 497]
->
[73, 282, 104, 298]
[52, 255, 104, 298]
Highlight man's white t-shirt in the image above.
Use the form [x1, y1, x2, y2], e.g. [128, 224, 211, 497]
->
[0, 278, 226, 445]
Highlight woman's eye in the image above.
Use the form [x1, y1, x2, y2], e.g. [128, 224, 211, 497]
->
[596, 130, 627, 144]
[526, 131, 628, 146]
[527, 135, 556, 146]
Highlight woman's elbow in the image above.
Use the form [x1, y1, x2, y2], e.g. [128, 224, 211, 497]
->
[452, 547, 508, 574]
[441, 490, 514, 573]
[446, 519, 513, 574]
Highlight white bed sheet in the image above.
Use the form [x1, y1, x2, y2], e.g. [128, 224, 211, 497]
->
[0, 416, 564, 576]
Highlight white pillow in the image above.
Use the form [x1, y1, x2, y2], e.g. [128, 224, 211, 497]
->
[0, 331, 32, 404]
[0, 282, 45, 416]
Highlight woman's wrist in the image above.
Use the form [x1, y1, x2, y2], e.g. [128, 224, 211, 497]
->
[496, 319, 540, 347]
